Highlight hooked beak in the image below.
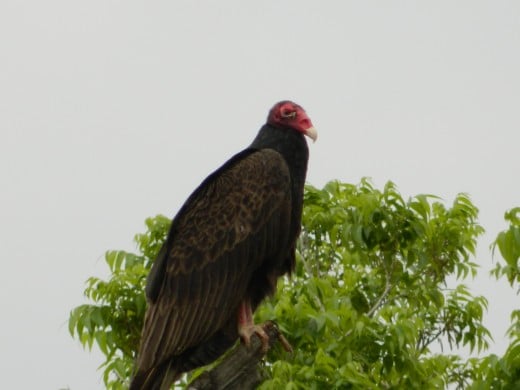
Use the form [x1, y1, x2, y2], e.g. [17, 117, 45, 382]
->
[305, 126, 318, 143]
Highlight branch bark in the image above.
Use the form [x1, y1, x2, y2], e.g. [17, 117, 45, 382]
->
[187, 321, 285, 390]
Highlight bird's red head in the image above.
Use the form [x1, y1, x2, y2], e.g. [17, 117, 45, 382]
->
[267, 101, 318, 142]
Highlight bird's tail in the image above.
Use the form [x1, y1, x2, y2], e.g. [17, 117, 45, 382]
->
[129, 360, 180, 390]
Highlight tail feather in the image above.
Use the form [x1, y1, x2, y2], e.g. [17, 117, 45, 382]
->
[130, 328, 236, 389]
[129, 360, 179, 390]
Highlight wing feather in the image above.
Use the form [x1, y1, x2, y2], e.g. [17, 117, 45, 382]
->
[136, 148, 292, 373]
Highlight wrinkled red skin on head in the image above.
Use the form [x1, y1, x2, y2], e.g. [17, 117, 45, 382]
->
[267, 101, 315, 134]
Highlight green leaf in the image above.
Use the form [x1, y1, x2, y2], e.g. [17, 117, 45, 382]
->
[69, 184, 502, 389]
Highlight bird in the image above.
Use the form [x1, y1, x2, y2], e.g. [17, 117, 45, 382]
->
[130, 100, 317, 390]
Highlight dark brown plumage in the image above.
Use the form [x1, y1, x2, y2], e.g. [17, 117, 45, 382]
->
[130, 101, 317, 390]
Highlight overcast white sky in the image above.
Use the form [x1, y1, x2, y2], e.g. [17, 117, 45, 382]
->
[1, 1, 519, 389]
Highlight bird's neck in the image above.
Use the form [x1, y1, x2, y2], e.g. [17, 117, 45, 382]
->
[250, 124, 309, 186]
[250, 124, 309, 231]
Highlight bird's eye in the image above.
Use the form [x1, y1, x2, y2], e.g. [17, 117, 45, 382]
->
[281, 110, 296, 119]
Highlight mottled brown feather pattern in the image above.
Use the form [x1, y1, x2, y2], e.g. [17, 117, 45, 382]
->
[136, 149, 292, 374]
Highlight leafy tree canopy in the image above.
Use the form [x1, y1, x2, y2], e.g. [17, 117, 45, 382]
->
[69, 180, 520, 389]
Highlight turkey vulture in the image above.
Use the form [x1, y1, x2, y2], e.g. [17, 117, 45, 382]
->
[130, 101, 317, 389]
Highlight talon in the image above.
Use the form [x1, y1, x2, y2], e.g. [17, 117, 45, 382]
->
[238, 324, 270, 352]
[237, 302, 293, 354]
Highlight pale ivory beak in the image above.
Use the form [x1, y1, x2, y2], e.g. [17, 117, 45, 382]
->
[305, 126, 318, 143]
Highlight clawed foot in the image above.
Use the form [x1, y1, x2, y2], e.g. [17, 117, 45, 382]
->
[239, 323, 270, 353]
[237, 301, 293, 354]
[239, 321, 293, 354]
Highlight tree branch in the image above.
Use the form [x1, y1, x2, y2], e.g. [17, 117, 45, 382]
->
[345, 265, 393, 338]
[187, 322, 287, 390]
[366, 272, 392, 318]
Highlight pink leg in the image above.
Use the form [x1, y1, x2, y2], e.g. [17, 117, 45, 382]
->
[237, 300, 270, 352]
